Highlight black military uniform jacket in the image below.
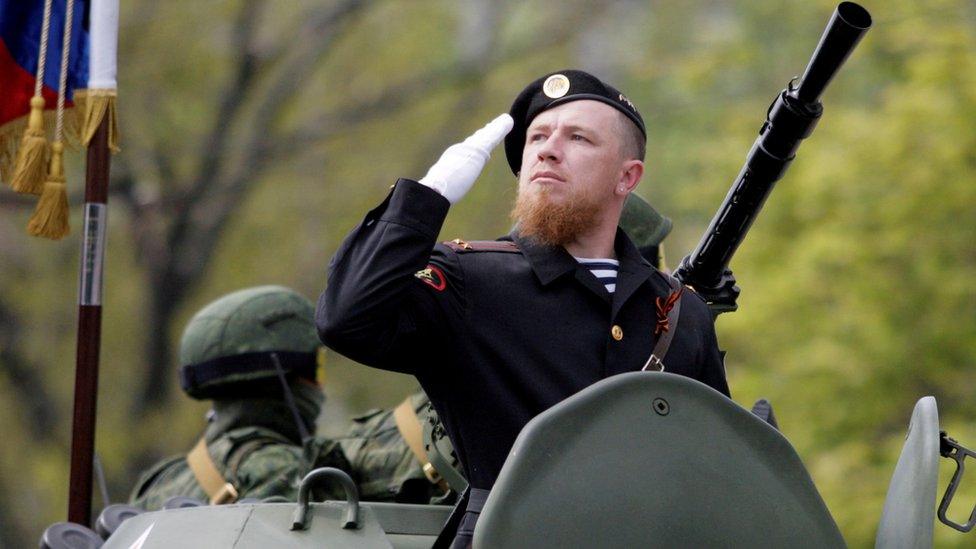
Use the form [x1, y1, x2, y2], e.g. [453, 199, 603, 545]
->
[318, 179, 730, 491]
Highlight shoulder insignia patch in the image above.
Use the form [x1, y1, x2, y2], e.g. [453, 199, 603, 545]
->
[415, 265, 447, 291]
[443, 238, 520, 253]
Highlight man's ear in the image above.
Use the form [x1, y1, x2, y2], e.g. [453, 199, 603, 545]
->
[615, 160, 644, 196]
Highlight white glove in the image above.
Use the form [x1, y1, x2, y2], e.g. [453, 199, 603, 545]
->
[419, 113, 514, 204]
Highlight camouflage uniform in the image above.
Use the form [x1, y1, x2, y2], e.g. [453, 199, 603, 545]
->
[332, 391, 455, 504]
[129, 398, 348, 510]
[129, 286, 348, 510]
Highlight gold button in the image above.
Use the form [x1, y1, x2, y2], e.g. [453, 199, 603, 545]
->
[611, 325, 623, 341]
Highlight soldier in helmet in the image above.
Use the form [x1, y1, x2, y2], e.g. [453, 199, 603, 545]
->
[129, 286, 348, 510]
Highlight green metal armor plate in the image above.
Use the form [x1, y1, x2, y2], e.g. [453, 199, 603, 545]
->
[475, 371, 845, 548]
[875, 396, 939, 548]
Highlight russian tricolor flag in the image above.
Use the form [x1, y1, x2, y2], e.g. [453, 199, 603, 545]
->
[2, 0, 117, 239]
[0, 0, 89, 131]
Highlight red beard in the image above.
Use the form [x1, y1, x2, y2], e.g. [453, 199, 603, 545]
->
[510, 183, 603, 247]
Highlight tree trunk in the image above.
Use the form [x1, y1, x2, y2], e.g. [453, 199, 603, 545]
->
[0, 299, 60, 439]
[134, 271, 183, 415]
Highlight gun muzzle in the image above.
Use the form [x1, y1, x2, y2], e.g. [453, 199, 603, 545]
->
[793, 2, 872, 104]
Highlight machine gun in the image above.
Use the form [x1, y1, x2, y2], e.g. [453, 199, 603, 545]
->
[673, 2, 872, 316]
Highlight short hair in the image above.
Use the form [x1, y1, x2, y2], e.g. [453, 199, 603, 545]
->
[615, 111, 646, 161]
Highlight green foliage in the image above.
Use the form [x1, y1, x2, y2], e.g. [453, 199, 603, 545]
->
[1, 0, 974, 546]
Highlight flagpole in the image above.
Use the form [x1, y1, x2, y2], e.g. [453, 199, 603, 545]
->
[67, 115, 110, 526]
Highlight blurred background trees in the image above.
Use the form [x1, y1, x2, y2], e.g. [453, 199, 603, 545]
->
[1, 0, 974, 546]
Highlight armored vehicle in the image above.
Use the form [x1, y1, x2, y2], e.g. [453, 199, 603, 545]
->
[44, 371, 976, 548]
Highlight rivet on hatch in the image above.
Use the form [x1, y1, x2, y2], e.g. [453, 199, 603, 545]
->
[652, 398, 670, 416]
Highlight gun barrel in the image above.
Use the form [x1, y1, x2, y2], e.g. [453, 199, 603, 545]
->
[794, 2, 872, 104]
[674, 3, 871, 313]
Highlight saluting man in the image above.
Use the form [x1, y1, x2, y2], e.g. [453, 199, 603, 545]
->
[317, 69, 730, 547]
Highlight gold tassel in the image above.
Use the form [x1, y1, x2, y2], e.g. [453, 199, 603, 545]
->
[10, 97, 49, 194]
[72, 89, 87, 133]
[27, 141, 70, 240]
[63, 89, 86, 147]
[80, 89, 120, 152]
[2, 110, 77, 183]
[0, 130, 15, 183]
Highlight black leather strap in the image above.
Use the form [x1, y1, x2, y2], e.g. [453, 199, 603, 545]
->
[450, 488, 490, 549]
[433, 486, 470, 549]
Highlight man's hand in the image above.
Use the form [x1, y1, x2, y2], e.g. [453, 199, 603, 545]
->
[419, 113, 514, 204]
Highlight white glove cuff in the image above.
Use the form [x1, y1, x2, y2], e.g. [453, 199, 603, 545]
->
[418, 114, 514, 204]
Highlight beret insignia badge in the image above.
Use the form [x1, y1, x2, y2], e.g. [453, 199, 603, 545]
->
[543, 74, 570, 98]
[618, 93, 636, 111]
[415, 265, 447, 292]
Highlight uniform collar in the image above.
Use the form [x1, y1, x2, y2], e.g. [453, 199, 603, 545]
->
[510, 231, 578, 286]
[511, 227, 653, 288]
[610, 228, 656, 318]
[613, 226, 654, 273]
[205, 392, 320, 445]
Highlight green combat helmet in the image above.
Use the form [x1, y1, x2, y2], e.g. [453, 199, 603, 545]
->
[179, 284, 326, 442]
[129, 286, 337, 510]
[620, 192, 672, 270]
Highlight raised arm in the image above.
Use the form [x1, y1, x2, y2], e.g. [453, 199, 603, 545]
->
[316, 115, 513, 372]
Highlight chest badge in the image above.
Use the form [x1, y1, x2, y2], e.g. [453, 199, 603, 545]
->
[414, 264, 447, 292]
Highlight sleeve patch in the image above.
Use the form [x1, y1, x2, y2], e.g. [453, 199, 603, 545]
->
[414, 265, 447, 292]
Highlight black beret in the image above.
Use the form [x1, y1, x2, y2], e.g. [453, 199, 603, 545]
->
[504, 69, 646, 175]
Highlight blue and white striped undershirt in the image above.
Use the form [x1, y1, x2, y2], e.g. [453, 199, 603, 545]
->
[575, 257, 619, 293]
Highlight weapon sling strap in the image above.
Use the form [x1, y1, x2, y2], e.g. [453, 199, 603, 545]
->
[433, 486, 470, 549]
[422, 412, 469, 493]
[187, 437, 239, 505]
[642, 274, 684, 372]
[394, 397, 449, 492]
